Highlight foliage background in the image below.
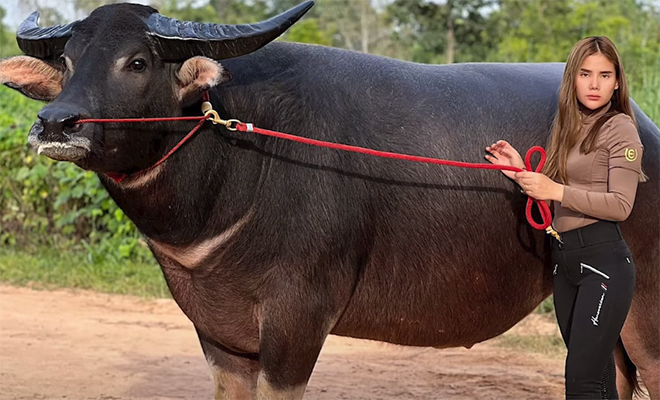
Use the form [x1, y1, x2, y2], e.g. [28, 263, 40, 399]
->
[0, 0, 659, 279]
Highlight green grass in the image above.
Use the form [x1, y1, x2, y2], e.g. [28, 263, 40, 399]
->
[535, 296, 555, 315]
[631, 87, 660, 128]
[0, 247, 170, 298]
[496, 333, 567, 359]
[494, 310, 566, 359]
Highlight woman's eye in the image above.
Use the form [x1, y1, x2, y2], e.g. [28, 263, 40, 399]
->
[128, 59, 146, 72]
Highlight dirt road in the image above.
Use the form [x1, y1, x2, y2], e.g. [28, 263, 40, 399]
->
[0, 285, 564, 399]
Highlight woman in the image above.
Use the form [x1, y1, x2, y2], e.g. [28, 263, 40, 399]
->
[485, 36, 646, 399]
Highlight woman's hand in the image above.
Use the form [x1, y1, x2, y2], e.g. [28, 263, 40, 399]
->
[515, 171, 564, 202]
[485, 140, 525, 180]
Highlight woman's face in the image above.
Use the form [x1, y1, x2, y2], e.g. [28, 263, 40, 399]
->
[574, 53, 619, 110]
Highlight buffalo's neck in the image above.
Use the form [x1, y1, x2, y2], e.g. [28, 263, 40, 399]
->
[100, 121, 265, 245]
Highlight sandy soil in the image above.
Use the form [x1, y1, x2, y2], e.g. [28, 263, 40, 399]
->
[0, 285, 565, 400]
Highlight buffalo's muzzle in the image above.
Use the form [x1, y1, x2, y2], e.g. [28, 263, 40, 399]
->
[28, 104, 92, 161]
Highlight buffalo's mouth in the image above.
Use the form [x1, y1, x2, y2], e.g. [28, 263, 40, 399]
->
[33, 140, 90, 161]
[28, 119, 92, 162]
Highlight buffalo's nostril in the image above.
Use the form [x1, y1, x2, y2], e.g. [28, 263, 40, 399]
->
[37, 109, 81, 137]
[64, 121, 83, 133]
[29, 119, 45, 138]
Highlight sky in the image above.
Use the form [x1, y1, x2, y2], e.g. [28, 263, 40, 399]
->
[2, 0, 149, 29]
[4, 0, 73, 29]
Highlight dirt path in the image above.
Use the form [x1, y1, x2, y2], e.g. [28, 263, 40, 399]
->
[0, 285, 565, 399]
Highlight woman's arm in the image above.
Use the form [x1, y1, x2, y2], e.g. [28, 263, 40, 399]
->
[561, 168, 641, 221]
[559, 115, 643, 221]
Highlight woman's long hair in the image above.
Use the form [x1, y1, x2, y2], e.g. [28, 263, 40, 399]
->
[542, 36, 646, 183]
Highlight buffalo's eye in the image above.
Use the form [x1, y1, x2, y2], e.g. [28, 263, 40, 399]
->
[57, 54, 68, 69]
[128, 59, 147, 72]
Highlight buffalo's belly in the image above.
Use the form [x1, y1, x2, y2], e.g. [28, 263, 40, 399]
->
[331, 249, 552, 347]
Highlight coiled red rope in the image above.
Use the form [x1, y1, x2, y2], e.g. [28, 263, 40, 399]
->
[78, 102, 552, 230]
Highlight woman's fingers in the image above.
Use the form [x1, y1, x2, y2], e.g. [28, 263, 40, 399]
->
[492, 142, 506, 151]
[485, 153, 506, 165]
[495, 140, 510, 150]
[515, 170, 532, 179]
[493, 141, 522, 160]
[486, 141, 525, 178]
[500, 146, 519, 158]
[517, 173, 543, 190]
[485, 154, 498, 165]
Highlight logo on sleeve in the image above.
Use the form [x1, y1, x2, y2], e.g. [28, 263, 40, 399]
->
[625, 148, 638, 162]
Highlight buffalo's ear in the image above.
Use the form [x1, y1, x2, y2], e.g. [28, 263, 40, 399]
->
[0, 56, 64, 101]
[176, 56, 231, 105]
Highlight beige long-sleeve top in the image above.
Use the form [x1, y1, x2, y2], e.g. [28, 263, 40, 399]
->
[553, 103, 644, 233]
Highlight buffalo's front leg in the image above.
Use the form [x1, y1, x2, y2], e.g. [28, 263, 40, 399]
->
[197, 328, 260, 400]
[255, 295, 337, 400]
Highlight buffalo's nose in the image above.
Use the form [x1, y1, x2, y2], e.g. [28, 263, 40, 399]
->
[37, 106, 83, 139]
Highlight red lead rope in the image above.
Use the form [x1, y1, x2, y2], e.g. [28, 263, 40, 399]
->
[77, 99, 553, 231]
[233, 122, 552, 231]
[77, 116, 209, 183]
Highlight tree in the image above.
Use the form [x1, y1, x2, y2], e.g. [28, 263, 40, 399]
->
[285, 18, 332, 46]
[18, 0, 65, 25]
[0, 6, 21, 57]
[488, 0, 660, 122]
[152, 0, 223, 23]
[386, 0, 496, 64]
[312, 0, 388, 54]
[73, 0, 121, 17]
[207, 0, 269, 24]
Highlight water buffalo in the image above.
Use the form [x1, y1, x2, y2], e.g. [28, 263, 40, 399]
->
[0, 1, 657, 399]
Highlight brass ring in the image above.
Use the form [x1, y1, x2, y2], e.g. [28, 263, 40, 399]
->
[225, 119, 241, 131]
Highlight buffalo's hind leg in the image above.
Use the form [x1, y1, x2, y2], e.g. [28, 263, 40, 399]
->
[197, 328, 260, 400]
[614, 339, 633, 399]
[620, 301, 660, 399]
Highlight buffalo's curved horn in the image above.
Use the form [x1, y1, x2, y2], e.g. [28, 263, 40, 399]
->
[146, 0, 314, 62]
[16, 12, 78, 59]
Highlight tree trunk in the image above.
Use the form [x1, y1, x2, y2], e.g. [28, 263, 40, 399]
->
[211, 0, 229, 16]
[446, 0, 455, 64]
[361, 0, 369, 53]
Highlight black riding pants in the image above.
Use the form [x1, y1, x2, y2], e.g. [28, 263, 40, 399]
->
[551, 221, 635, 400]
